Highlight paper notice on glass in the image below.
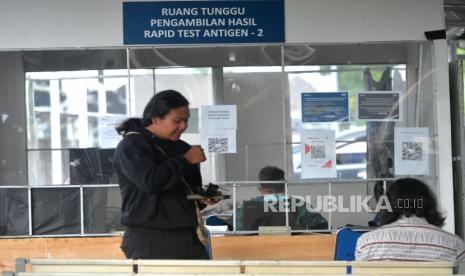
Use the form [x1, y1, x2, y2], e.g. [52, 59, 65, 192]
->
[394, 127, 429, 175]
[99, 115, 126, 148]
[201, 105, 237, 130]
[300, 129, 336, 179]
[357, 91, 402, 121]
[201, 129, 236, 154]
[301, 92, 349, 123]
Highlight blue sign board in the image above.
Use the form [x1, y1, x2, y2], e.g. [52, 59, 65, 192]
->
[123, 0, 284, 44]
[302, 92, 349, 123]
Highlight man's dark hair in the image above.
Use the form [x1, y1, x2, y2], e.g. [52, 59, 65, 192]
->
[116, 90, 189, 136]
[379, 177, 445, 227]
[258, 166, 285, 193]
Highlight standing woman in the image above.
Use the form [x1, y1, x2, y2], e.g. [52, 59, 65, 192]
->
[114, 90, 210, 259]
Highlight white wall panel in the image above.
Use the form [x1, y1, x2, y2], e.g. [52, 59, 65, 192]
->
[285, 0, 363, 43]
[0, 0, 445, 49]
[0, 0, 122, 49]
[360, 0, 444, 42]
[285, 0, 444, 43]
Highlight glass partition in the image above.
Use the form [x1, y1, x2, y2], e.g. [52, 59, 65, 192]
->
[0, 41, 441, 236]
[83, 187, 122, 234]
[2, 189, 29, 236]
[31, 187, 80, 235]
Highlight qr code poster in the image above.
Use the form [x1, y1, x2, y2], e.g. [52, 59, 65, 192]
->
[300, 129, 336, 179]
[201, 129, 236, 154]
[394, 127, 429, 175]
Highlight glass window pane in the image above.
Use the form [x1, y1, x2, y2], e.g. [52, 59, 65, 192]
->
[69, 148, 117, 185]
[129, 48, 216, 182]
[154, 67, 214, 109]
[87, 89, 99, 112]
[1, 188, 29, 236]
[15, 43, 440, 236]
[235, 184, 261, 231]
[60, 114, 79, 148]
[284, 44, 408, 181]
[288, 182, 330, 230]
[223, 66, 284, 182]
[32, 188, 80, 235]
[83, 187, 122, 234]
[330, 181, 374, 229]
[106, 85, 127, 114]
[26, 71, 130, 150]
[87, 116, 99, 147]
[34, 90, 50, 107]
[232, 182, 329, 232]
[22, 50, 129, 237]
[28, 149, 70, 185]
[27, 111, 51, 149]
[154, 67, 214, 181]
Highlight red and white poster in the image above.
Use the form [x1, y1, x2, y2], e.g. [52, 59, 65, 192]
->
[300, 129, 336, 179]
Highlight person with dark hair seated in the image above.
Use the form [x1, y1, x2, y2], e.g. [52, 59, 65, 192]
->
[236, 165, 328, 231]
[355, 178, 465, 261]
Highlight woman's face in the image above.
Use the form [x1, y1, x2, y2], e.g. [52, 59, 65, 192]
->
[150, 106, 190, 141]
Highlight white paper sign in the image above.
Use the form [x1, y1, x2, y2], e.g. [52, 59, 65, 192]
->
[300, 129, 336, 179]
[201, 129, 237, 154]
[394, 127, 429, 175]
[99, 116, 126, 148]
[201, 105, 237, 130]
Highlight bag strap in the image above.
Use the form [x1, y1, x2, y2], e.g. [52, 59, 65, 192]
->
[126, 131, 194, 192]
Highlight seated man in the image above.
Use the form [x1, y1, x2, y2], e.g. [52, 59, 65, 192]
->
[236, 166, 328, 231]
[355, 178, 465, 261]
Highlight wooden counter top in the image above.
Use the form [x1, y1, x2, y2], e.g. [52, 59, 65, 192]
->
[212, 234, 335, 260]
[0, 234, 336, 272]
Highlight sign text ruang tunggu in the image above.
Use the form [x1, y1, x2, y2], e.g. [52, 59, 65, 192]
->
[123, 0, 285, 44]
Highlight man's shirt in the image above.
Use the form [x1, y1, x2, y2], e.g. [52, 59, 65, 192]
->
[355, 216, 465, 262]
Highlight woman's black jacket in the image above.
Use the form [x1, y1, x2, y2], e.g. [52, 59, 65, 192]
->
[113, 127, 202, 231]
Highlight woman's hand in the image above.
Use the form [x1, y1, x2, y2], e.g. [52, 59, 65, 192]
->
[183, 146, 206, 164]
[199, 195, 222, 205]
[199, 190, 223, 205]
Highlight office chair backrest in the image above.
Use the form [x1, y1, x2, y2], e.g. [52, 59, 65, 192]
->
[334, 228, 366, 261]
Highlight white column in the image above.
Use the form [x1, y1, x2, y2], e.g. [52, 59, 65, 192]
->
[50, 80, 62, 184]
[433, 39, 455, 233]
